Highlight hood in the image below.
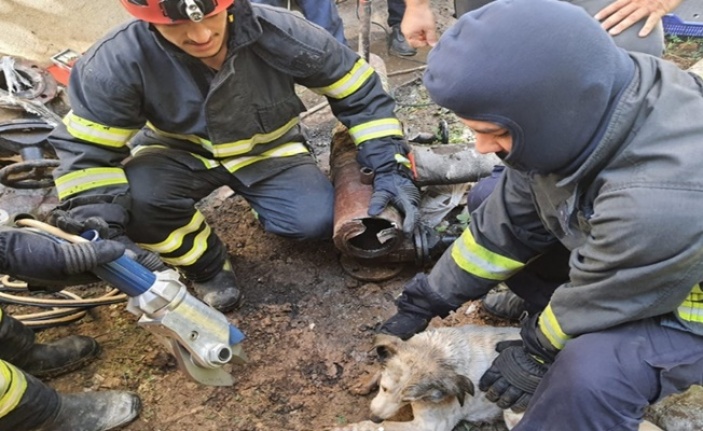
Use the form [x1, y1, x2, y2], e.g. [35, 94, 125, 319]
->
[423, 0, 635, 175]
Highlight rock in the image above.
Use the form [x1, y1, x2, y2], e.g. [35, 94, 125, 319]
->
[647, 386, 703, 431]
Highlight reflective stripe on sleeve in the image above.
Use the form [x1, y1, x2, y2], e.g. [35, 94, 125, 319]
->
[348, 118, 404, 145]
[54, 167, 128, 200]
[539, 304, 570, 350]
[450, 229, 524, 281]
[63, 112, 137, 148]
[677, 284, 703, 324]
[0, 361, 27, 420]
[310, 59, 375, 99]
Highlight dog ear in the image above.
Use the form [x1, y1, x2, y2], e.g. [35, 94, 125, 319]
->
[401, 374, 475, 405]
[372, 333, 402, 361]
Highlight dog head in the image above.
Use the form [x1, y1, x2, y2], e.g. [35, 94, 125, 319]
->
[369, 333, 475, 421]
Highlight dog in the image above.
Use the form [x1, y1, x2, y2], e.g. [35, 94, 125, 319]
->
[331, 324, 664, 431]
[331, 324, 521, 431]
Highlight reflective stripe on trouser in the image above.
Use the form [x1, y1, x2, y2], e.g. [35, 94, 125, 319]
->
[514, 318, 703, 431]
[0, 361, 59, 430]
[123, 150, 333, 281]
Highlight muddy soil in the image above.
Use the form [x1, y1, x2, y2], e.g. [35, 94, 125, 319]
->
[1, 2, 702, 431]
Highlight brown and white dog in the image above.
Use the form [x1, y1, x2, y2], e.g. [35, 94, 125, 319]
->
[331, 324, 663, 431]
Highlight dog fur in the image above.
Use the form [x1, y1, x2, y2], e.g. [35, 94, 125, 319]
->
[331, 324, 665, 431]
[332, 324, 521, 431]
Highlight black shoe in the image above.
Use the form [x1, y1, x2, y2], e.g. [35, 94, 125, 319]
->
[16, 335, 100, 378]
[378, 310, 429, 340]
[38, 391, 141, 431]
[193, 260, 242, 313]
[388, 25, 417, 57]
[481, 289, 527, 322]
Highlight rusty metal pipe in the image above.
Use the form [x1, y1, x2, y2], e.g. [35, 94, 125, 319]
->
[410, 143, 501, 186]
[331, 125, 404, 259]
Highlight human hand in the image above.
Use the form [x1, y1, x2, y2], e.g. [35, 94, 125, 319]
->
[401, 3, 439, 48]
[594, 0, 684, 37]
[53, 209, 166, 271]
[0, 228, 126, 290]
[478, 343, 549, 412]
[369, 171, 421, 235]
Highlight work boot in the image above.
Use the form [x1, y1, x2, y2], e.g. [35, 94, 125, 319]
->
[378, 310, 429, 341]
[37, 391, 141, 431]
[15, 335, 101, 379]
[481, 289, 528, 322]
[192, 260, 242, 313]
[0, 311, 99, 378]
[388, 25, 417, 57]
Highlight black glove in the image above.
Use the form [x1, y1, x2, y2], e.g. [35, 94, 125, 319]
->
[478, 314, 559, 412]
[52, 208, 167, 272]
[357, 139, 421, 235]
[0, 228, 126, 291]
[368, 171, 420, 235]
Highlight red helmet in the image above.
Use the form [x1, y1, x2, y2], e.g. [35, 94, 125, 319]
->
[120, 0, 234, 24]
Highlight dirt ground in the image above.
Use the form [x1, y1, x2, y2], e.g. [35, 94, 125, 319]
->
[1, 2, 703, 431]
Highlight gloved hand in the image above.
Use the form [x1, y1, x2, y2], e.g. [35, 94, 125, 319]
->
[52, 209, 167, 272]
[357, 139, 421, 235]
[368, 171, 420, 235]
[0, 227, 126, 291]
[478, 314, 559, 412]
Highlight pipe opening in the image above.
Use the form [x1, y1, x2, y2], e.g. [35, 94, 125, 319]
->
[346, 218, 400, 257]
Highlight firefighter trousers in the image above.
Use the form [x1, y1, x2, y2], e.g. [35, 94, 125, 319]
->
[123, 149, 334, 281]
[515, 317, 703, 431]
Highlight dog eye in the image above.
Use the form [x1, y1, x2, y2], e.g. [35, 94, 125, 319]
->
[380, 385, 388, 392]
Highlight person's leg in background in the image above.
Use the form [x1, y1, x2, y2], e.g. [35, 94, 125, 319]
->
[296, 0, 348, 45]
[387, 0, 417, 56]
[250, 0, 348, 45]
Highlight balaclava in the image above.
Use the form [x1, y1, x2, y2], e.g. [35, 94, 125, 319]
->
[424, 0, 635, 175]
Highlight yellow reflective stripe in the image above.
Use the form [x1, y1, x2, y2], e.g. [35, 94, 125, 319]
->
[0, 361, 27, 419]
[395, 154, 411, 169]
[160, 225, 212, 267]
[539, 304, 570, 350]
[311, 59, 374, 99]
[54, 167, 128, 200]
[677, 284, 703, 323]
[147, 117, 300, 158]
[450, 229, 524, 280]
[348, 118, 404, 145]
[63, 112, 137, 148]
[221, 142, 309, 173]
[139, 212, 207, 254]
[131, 145, 219, 169]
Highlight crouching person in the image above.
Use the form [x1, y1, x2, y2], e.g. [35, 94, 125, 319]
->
[0, 227, 140, 431]
[378, 0, 703, 430]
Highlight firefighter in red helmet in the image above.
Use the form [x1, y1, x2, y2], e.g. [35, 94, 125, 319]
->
[48, 0, 419, 315]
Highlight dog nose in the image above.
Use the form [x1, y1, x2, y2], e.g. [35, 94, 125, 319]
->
[370, 416, 383, 424]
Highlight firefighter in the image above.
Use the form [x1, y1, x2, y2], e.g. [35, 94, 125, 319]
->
[48, 0, 420, 313]
[0, 227, 140, 431]
[379, 0, 703, 429]
[398, 0, 683, 322]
